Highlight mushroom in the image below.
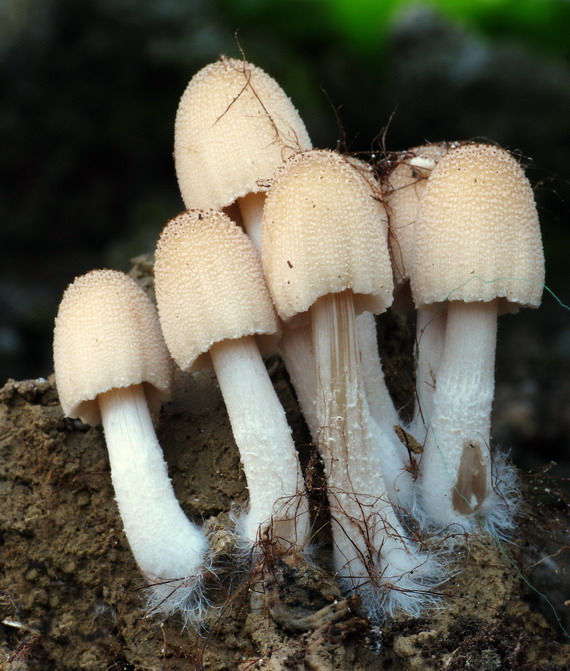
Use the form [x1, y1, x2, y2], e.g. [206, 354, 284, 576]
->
[262, 150, 441, 620]
[384, 143, 450, 447]
[53, 269, 209, 623]
[410, 143, 544, 529]
[153, 210, 309, 551]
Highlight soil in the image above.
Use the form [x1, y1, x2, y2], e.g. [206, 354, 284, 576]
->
[1, 261, 569, 671]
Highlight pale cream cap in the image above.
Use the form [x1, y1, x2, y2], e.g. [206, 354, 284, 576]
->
[174, 57, 312, 211]
[385, 143, 449, 286]
[261, 150, 393, 323]
[411, 143, 544, 311]
[154, 210, 279, 371]
[53, 270, 173, 426]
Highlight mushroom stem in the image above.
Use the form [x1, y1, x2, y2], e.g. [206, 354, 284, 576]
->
[99, 383, 208, 620]
[311, 291, 439, 619]
[238, 194, 319, 451]
[279, 322, 318, 440]
[238, 192, 265, 250]
[419, 300, 497, 527]
[356, 311, 414, 507]
[410, 306, 447, 445]
[209, 335, 309, 549]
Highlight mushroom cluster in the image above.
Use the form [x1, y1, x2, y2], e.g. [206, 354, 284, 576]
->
[53, 57, 544, 626]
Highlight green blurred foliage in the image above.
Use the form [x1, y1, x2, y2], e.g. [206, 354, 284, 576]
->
[320, 0, 570, 57]
[431, 0, 570, 57]
[216, 0, 570, 58]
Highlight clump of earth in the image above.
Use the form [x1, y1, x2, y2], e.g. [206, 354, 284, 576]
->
[1, 257, 569, 670]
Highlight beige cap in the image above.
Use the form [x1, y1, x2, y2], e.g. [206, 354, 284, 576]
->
[385, 143, 449, 286]
[174, 57, 312, 211]
[261, 150, 393, 323]
[53, 270, 173, 426]
[411, 143, 544, 311]
[154, 210, 279, 371]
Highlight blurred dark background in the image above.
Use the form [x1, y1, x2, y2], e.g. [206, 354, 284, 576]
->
[1, 0, 569, 477]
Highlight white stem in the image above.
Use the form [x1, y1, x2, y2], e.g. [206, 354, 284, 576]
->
[238, 192, 314, 544]
[210, 336, 309, 549]
[239, 193, 320, 445]
[410, 307, 447, 445]
[356, 312, 413, 507]
[280, 323, 318, 441]
[99, 384, 208, 619]
[238, 192, 265, 251]
[311, 292, 439, 620]
[356, 312, 401, 437]
[419, 300, 497, 527]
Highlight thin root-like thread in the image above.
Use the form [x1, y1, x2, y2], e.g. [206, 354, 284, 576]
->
[214, 55, 307, 161]
[325, 483, 447, 623]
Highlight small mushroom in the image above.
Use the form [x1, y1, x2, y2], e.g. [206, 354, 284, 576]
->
[154, 210, 309, 551]
[53, 269, 209, 623]
[411, 143, 545, 529]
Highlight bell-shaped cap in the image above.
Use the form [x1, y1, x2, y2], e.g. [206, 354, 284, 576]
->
[174, 57, 312, 211]
[411, 143, 544, 312]
[53, 270, 173, 426]
[262, 149, 393, 323]
[154, 210, 279, 371]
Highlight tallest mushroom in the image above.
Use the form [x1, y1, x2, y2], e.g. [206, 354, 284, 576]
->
[172, 58, 313, 550]
[411, 143, 544, 529]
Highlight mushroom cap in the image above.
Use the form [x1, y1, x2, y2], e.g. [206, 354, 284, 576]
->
[174, 57, 312, 211]
[261, 149, 393, 323]
[385, 143, 449, 286]
[154, 210, 279, 372]
[411, 143, 544, 311]
[53, 270, 173, 426]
